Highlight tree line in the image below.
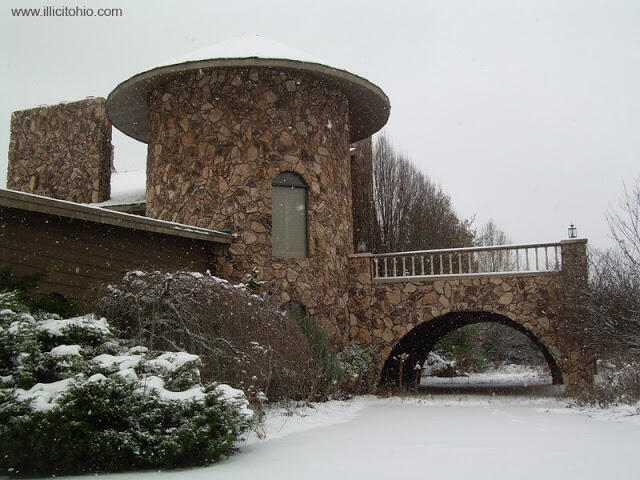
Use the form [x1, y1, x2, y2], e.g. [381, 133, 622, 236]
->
[367, 132, 509, 253]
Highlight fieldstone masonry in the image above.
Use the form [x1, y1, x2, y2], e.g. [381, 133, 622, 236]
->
[350, 137, 376, 252]
[145, 67, 354, 341]
[347, 239, 594, 394]
[5, 49, 594, 394]
[8, 98, 112, 203]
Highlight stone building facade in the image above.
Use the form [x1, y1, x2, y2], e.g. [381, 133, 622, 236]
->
[4, 41, 593, 392]
[144, 67, 354, 341]
[7, 98, 112, 203]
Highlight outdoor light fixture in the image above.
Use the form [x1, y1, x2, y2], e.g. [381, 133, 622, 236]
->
[568, 224, 577, 239]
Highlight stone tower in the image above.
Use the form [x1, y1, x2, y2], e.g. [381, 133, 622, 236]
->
[106, 36, 390, 343]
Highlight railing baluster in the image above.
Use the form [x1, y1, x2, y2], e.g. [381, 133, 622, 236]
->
[545, 247, 549, 270]
[368, 241, 565, 281]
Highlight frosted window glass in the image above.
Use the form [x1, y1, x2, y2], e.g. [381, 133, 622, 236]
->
[272, 181, 307, 258]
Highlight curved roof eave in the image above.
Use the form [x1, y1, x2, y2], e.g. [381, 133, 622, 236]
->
[106, 57, 390, 144]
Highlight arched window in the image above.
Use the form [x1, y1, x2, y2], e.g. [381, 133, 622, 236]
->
[272, 172, 307, 258]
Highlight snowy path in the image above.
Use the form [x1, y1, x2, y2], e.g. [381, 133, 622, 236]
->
[53, 395, 640, 480]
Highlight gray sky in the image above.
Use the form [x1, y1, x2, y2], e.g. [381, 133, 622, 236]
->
[1, 0, 638, 250]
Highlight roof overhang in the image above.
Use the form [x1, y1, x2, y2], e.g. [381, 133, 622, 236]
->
[0, 189, 231, 244]
[106, 57, 390, 144]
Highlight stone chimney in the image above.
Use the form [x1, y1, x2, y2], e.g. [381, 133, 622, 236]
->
[7, 97, 112, 203]
[351, 136, 376, 252]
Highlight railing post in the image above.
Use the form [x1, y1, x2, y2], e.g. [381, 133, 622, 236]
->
[560, 239, 588, 282]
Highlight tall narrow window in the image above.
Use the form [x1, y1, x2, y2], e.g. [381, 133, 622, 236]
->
[272, 172, 307, 258]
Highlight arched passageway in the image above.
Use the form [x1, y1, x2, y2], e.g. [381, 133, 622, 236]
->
[380, 311, 563, 388]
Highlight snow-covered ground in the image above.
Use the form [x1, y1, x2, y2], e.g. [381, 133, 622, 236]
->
[421, 364, 552, 386]
[45, 394, 640, 480]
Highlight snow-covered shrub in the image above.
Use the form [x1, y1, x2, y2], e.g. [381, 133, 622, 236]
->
[96, 271, 319, 400]
[0, 267, 75, 317]
[0, 290, 29, 314]
[576, 359, 640, 407]
[337, 341, 379, 394]
[0, 296, 252, 476]
[421, 352, 460, 377]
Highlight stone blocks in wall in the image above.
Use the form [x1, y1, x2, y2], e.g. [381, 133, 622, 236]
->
[347, 251, 595, 393]
[351, 137, 375, 253]
[7, 97, 112, 203]
[145, 67, 353, 345]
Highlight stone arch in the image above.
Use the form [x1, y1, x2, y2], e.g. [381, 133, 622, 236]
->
[379, 310, 563, 387]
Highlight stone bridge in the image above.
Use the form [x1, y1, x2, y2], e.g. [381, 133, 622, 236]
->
[346, 238, 592, 394]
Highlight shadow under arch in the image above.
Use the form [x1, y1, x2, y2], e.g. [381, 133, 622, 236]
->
[380, 311, 563, 387]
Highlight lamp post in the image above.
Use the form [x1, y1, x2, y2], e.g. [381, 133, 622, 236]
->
[568, 224, 577, 239]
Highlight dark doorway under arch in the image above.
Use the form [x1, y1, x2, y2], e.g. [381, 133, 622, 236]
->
[380, 311, 563, 388]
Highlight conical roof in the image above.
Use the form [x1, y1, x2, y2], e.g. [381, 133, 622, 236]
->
[106, 34, 390, 143]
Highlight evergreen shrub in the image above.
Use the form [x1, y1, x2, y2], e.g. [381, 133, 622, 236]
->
[0, 293, 253, 476]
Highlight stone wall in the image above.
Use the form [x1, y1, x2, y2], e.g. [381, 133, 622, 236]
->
[350, 137, 376, 252]
[7, 97, 112, 203]
[347, 242, 594, 394]
[145, 67, 354, 343]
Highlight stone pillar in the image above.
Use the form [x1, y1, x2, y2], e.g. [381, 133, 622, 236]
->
[145, 67, 353, 343]
[560, 238, 588, 282]
[7, 97, 112, 203]
[559, 238, 595, 394]
[347, 253, 376, 346]
[350, 137, 375, 253]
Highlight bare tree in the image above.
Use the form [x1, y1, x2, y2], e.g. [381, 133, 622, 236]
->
[608, 177, 640, 270]
[371, 133, 474, 253]
[561, 176, 640, 356]
[477, 219, 515, 272]
[96, 271, 320, 400]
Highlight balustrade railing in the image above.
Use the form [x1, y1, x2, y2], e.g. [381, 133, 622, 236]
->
[371, 242, 562, 281]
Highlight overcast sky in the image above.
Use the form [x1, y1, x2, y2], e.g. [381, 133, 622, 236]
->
[1, 0, 638, 250]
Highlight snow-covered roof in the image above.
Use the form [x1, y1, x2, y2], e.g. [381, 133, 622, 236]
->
[167, 34, 333, 69]
[93, 171, 146, 207]
[107, 34, 390, 144]
[0, 188, 230, 244]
